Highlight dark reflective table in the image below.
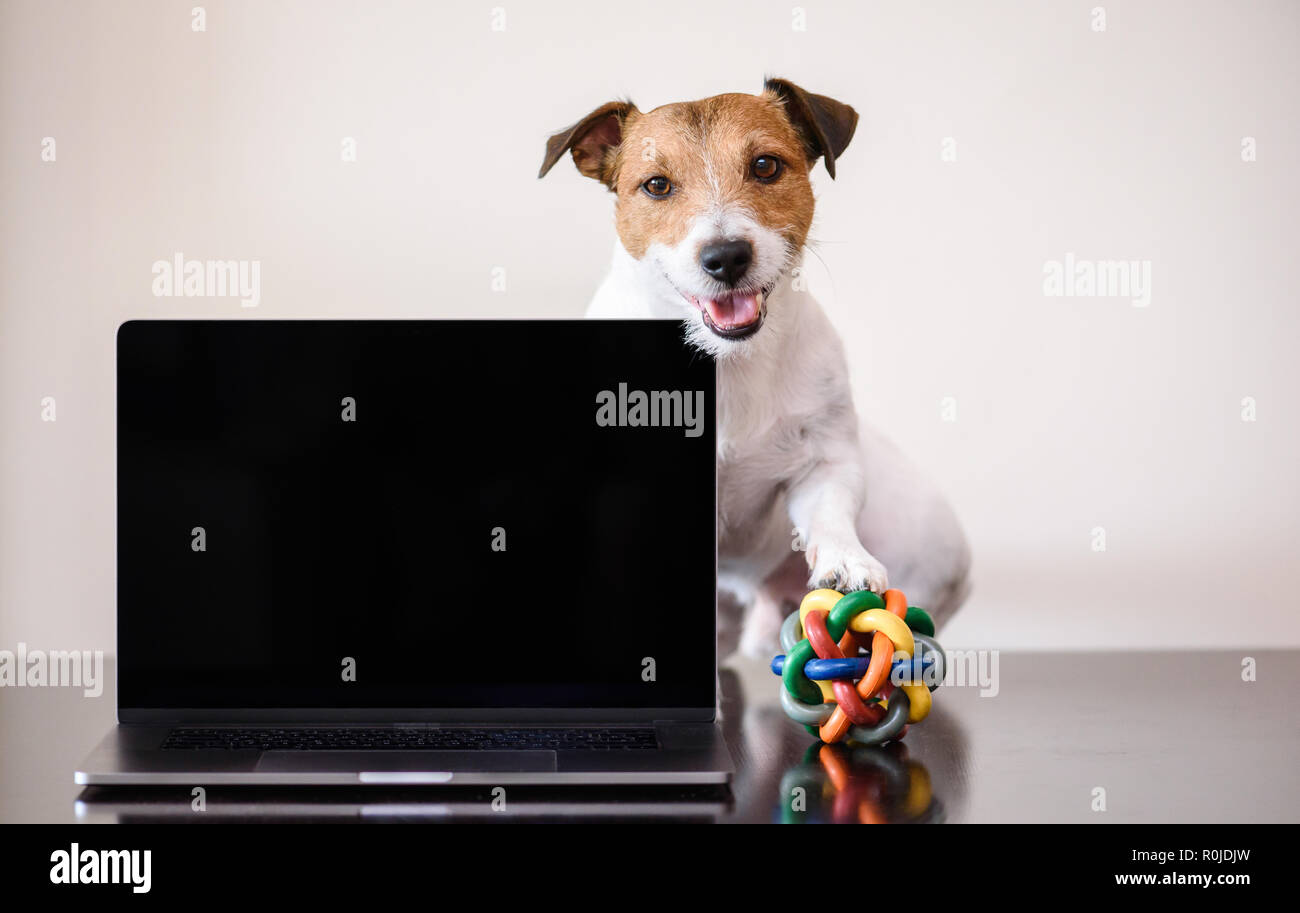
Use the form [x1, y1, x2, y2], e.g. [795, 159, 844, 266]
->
[2, 652, 1295, 823]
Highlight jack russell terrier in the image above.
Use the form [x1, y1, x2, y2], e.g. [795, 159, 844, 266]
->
[540, 77, 971, 656]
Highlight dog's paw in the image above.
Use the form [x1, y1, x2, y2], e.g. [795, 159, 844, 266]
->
[806, 540, 889, 594]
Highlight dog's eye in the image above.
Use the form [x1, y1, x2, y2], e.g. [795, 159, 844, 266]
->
[751, 156, 782, 182]
[642, 176, 672, 197]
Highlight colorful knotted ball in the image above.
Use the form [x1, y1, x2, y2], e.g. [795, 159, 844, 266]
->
[771, 588, 944, 745]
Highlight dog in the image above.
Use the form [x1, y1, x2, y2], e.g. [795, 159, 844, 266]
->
[540, 77, 971, 656]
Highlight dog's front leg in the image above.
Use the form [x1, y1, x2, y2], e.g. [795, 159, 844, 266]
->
[787, 439, 889, 594]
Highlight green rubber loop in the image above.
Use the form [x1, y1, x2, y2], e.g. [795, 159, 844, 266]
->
[826, 590, 884, 640]
[904, 606, 934, 637]
[782, 639, 822, 704]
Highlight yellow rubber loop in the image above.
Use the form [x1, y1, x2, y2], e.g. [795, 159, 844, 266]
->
[902, 684, 931, 722]
[846, 608, 915, 658]
[797, 589, 844, 639]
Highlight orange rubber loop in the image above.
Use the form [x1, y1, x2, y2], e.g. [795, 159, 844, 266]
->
[884, 588, 908, 619]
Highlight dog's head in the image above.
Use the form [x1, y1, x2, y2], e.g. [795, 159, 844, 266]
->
[540, 78, 857, 357]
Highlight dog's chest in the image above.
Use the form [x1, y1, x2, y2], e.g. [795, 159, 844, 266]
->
[715, 397, 811, 550]
[717, 454, 783, 551]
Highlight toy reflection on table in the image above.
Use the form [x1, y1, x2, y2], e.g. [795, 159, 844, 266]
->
[777, 740, 943, 824]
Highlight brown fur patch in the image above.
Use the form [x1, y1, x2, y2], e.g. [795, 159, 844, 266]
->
[610, 91, 818, 260]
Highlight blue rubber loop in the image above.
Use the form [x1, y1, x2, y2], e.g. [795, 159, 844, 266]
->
[770, 654, 934, 681]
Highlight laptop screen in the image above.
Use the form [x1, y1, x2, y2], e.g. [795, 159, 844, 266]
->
[117, 320, 716, 715]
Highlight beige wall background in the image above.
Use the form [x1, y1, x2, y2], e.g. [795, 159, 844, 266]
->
[2, 0, 1297, 654]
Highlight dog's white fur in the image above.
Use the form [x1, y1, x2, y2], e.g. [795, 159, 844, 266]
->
[587, 227, 972, 656]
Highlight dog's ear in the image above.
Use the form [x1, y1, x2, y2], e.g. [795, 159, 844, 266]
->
[764, 77, 858, 179]
[538, 100, 637, 187]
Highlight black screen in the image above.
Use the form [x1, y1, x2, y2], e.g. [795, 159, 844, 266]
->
[117, 320, 716, 712]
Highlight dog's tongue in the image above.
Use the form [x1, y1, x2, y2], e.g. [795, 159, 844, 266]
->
[700, 292, 762, 329]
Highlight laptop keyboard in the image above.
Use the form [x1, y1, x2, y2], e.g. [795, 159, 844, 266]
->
[160, 726, 660, 752]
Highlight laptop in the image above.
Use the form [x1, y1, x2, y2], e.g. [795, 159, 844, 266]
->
[76, 319, 733, 786]
[73, 785, 733, 821]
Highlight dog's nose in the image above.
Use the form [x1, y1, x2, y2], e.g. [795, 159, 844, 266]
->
[699, 240, 753, 286]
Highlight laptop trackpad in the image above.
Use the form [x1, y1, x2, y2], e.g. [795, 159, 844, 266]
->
[256, 750, 557, 777]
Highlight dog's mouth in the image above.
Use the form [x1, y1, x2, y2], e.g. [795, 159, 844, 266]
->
[680, 287, 770, 339]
